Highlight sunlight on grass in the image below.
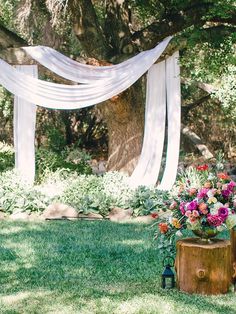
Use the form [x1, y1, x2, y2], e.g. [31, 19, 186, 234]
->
[0, 221, 235, 314]
[0, 225, 25, 235]
[119, 239, 145, 246]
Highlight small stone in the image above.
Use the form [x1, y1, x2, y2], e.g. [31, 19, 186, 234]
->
[109, 207, 133, 222]
[42, 203, 78, 219]
[0, 212, 5, 220]
[132, 215, 154, 224]
[87, 212, 103, 219]
[10, 212, 30, 220]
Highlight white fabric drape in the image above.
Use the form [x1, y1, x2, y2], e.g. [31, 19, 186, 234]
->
[0, 37, 171, 110]
[129, 61, 166, 187]
[23, 37, 172, 84]
[130, 52, 181, 189]
[158, 51, 181, 190]
[14, 65, 38, 184]
[0, 36, 180, 189]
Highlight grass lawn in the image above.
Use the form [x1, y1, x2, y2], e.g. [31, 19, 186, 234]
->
[0, 220, 235, 314]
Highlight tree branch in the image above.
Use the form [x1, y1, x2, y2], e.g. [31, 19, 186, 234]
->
[68, 0, 110, 59]
[181, 125, 214, 159]
[182, 95, 211, 117]
[104, 0, 134, 56]
[132, 2, 215, 49]
[0, 23, 26, 49]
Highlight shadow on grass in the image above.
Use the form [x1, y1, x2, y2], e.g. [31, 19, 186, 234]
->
[0, 220, 235, 313]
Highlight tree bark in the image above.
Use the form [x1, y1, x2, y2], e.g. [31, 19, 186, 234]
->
[98, 82, 144, 173]
[231, 229, 236, 291]
[176, 238, 232, 295]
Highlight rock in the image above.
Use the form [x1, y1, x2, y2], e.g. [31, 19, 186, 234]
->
[132, 215, 154, 224]
[109, 207, 133, 222]
[28, 212, 44, 221]
[87, 212, 103, 219]
[0, 212, 5, 220]
[10, 212, 30, 220]
[77, 212, 103, 219]
[42, 203, 78, 219]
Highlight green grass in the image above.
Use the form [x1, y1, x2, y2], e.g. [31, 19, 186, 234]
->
[0, 221, 235, 314]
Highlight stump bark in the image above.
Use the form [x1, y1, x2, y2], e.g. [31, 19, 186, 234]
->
[176, 238, 232, 295]
[231, 229, 236, 290]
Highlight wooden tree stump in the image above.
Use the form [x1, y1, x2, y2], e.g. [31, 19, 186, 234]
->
[231, 229, 236, 290]
[176, 238, 232, 295]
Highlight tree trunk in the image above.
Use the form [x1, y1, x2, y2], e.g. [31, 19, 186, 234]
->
[176, 238, 232, 295]
[98, 82, 144, 174]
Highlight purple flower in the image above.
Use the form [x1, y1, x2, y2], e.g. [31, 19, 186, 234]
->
[228, 181, 236, 191]
[187, 200, 198, 211]
[217, 207, 229, 221]
[221, 189, 231, 198]
[197, 188, 209, 199]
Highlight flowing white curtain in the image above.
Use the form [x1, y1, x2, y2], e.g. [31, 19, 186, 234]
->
[129, 61, 166, 187]
[130, 52, 181, 189]
[0, 37, 171, 110]
[14, 65, 38, 184]
[158, 51, 181, 190]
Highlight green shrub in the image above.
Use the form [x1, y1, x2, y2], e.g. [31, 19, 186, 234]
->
[0, 143, 14, 172]
[59, 172, 133, 217]
[129, 186, 171, 216]
[35, 147, 92, 182]
[0, 170, 50, 214]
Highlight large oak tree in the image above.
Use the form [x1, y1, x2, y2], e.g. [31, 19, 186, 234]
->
[0, 0, 235, 172]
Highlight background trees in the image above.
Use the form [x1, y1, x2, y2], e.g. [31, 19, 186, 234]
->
[0, 0, 235, 172]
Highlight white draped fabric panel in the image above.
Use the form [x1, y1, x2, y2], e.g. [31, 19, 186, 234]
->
[0, 36, 181, 189]
[13, 65, 38, 184]
[130, 52, 181, 189]
[0, 37, 171, 110]
[158, 51, 181, 190]
[129, 61, 166, 187]
[23, 37, 172, 84]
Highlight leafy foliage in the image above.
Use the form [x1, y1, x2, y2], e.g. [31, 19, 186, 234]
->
[35, 147, 92, 182]
[59, 172, 133, 217]
[129, 186, 171, 217]
[0, 170, 50, 213]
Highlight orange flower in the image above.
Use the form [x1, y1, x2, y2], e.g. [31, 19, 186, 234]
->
[198, 202, 208, 214]
[217, 172, 230, 180]
[172, 218, 181, 229]
[159, 223, 169, 234]
[189, 188, 197, 196]
[204, 181, 212, 189]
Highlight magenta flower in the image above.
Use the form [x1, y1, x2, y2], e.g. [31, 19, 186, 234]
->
[197, 188, 209, 199]
[207, 214, 223, 227]
[228, 181, 236, 191]
[187, 200, 198, 211]
[221, 189, 231, 198]
[217, 207, 229, 221]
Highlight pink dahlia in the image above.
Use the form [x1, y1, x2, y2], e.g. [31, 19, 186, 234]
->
[207, 214, 223, 227]
[197, 188, 209, 199]
[179, 202, 186, 215]
[228, 181, 236, 191]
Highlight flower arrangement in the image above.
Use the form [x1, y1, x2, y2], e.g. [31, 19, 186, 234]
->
[154, 165, 236, 255]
